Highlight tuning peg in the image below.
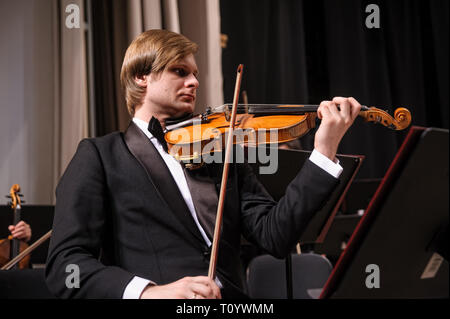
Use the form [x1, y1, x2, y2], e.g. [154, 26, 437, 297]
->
[18, 194, 24, 197]
[5, 195, 12, 199]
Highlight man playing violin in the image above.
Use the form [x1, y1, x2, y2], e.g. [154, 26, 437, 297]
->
[46, 29, 361, 299]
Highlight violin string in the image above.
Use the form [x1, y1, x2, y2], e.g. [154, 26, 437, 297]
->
[210, 104, 370, 114]
[210, 104, 320, 114]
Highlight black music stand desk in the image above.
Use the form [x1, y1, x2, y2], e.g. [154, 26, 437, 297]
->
[320, 127, 449, 298]
[248, 146, 364, 244]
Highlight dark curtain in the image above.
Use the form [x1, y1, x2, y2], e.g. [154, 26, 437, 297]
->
[221, 0, 449, 178]
[90, 0, 130, 136]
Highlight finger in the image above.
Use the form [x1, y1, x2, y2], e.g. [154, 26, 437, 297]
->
[327, 102, 341, 118]
[180, 277, 208, 298]
[318, 101, 331, 119]
[191, 276, 221, 299]
[12, 228, 27, 234]
[212, 283, 222, 299]
[8, 225, 15, 231]
[205, 279, 221, 299]
[186, 287, 206, 299]
[12, 230, 24, 237]
[12, 233, 23, 239]
[13, 222, 26, 231]
[333, 97, 351, 119]
[332, 96, 345, 105]
[191, 276, 217, 285]
[190, 283, 214, 299]
[208, 280, 221, 299]
[13, 229, 25, 237]
[347, 97, 362, 119]
[15, 221, 25, 227]
[14, 225, 25, 231]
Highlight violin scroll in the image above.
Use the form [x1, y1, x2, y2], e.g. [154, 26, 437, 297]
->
[360, 107, 411, 130]
[394, 108, 412, 129]
[9, 184, 22, 210]
[1, 184, 30, 270]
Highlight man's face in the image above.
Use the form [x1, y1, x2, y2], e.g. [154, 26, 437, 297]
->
[145, 53, 199, 118]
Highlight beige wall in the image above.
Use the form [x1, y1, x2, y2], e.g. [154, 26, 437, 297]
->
[0, 0, 88, 204]
[0, 0, 57, 204]
[0, 0, 222, 204]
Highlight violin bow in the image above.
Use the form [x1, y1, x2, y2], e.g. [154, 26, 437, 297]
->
[1, 230, 52, 270]
[208, 64, 244, 279]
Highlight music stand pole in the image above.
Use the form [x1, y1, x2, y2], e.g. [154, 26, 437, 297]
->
[286, 254, 293, 299]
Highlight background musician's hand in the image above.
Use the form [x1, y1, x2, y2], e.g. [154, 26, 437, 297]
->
[314, 97, 361, 161]
[8, 220, 32, 242]
[140, 276, 222, 299]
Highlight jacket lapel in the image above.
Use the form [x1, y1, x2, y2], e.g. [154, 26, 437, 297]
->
[124, 121, 205, 245]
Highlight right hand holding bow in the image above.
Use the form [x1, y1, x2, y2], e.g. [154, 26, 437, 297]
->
[140, 276, 221, 299]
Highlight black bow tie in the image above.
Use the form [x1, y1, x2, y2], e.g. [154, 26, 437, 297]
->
[148, 114, 194, 153]
[148, 117, 168, 152]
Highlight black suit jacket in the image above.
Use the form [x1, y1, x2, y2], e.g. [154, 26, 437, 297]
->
[45, 122, 338, 298]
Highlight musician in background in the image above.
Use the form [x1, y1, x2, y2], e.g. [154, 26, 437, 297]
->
[46, 29, 361, 299]
[8, 220, 32, 243]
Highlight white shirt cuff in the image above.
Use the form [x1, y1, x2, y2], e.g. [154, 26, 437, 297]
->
[309, 149, 343, 179]
[122, 276, 155, 299]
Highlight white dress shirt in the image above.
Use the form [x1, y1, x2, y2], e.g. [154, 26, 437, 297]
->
[123, 117, 343, 298]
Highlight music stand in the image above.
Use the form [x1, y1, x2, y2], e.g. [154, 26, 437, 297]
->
[314, 213, 363, 263]
[320, 127, 449, 298]
[339, 178, 381, 215]
[247, 146, 364, 243]
[315, 179, 381, 262]
[245, 146, 363, 298]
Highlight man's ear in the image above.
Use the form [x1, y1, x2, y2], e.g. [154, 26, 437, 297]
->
[134, 74, 148, 87]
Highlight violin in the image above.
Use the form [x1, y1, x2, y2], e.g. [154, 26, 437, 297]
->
[0, 184, 30, 269]
[164, 101, 411, 167]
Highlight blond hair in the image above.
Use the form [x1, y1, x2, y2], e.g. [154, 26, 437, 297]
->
[120, 29, 198, 116]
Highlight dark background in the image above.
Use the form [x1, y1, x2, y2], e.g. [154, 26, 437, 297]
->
[220, 0, 448, 178]
[89, 0, 448, 179]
